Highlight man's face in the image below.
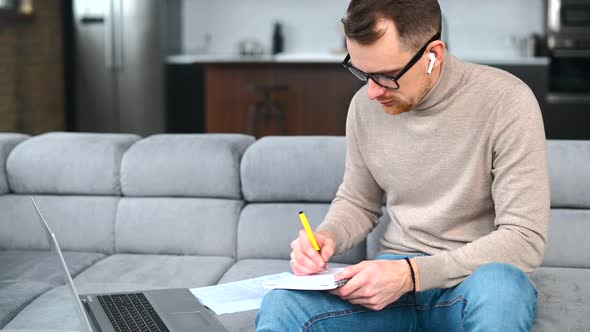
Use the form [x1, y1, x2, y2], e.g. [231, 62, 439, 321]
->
[346, 19, 434, 116]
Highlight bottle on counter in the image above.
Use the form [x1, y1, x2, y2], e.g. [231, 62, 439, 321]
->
[19, 0, 33, 14]
[272, 21, 284, 55]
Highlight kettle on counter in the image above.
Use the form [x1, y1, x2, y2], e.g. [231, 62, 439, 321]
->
[238, 39, 264, 56]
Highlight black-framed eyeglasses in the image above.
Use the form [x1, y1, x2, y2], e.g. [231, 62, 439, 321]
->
[342, 32, 441, 90]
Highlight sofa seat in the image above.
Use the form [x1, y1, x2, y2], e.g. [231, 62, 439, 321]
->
[216, 259, 350, 332]
[4, 254, 236, 330]
[0, 281, 53, 328]
[0, 250, 105, 328]
[4, 280, 221, 331]
[531, 267, 590, 332]
[0, 250, 106, 285]
[3, 284, 94, 331]
[73, 254, 235, 290]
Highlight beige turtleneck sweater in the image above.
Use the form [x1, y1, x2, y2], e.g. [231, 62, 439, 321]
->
[317, 53, 550, 291]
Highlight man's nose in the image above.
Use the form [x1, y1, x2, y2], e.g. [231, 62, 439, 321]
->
[367, 79, 387, 100]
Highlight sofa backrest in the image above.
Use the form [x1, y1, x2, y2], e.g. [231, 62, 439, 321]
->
[3, 133, 587, 270]
[0, 133, 255, 258]
[542, 140, 590, 268]
[0, 132, 138, 254]
[239, 136, 367, 264]
[0, 133, 29, 195]
[115, 134, 254, 258]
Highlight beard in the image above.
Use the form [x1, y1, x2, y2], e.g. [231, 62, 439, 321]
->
[381, 98, 416, 116]
[379, 75, 433, 116]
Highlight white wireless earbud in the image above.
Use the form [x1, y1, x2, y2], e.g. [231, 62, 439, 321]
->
[427, 53, 436, 74]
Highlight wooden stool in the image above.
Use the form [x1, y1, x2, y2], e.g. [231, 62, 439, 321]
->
[247, 84, 288, 137]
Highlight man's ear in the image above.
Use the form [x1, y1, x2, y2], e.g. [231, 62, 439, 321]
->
[427, 41, 446, 73]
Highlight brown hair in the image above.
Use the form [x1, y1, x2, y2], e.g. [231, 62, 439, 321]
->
[343, 0, 442, 51]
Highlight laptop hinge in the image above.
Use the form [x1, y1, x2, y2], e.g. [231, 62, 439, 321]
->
[81, 298, 102, 332]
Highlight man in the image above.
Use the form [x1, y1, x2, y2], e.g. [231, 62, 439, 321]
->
[256, 0, 549, 330]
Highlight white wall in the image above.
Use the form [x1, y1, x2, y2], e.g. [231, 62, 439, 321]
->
[439, 0, 545, 59]
[182, 0, 350, 55]
[181, 0, 545, 58]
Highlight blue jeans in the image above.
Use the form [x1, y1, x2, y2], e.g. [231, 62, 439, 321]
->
[256, 254, 537, 331]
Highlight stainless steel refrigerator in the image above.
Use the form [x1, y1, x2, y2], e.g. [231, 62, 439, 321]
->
[72, 0, 166, 135]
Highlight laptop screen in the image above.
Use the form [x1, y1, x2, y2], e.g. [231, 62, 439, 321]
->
[30, 197, 93, 332]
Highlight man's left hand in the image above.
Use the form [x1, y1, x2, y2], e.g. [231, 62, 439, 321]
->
[329, 259, 416, 311]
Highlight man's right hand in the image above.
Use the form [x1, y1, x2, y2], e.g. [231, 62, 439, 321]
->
[289, 229, 336, 275]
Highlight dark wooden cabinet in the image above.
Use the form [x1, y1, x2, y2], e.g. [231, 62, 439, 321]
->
[205, 63, 363, 137]
[203, 60, 588, 139]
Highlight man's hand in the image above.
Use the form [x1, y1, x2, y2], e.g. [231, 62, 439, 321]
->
[289, 230, 335, 275]
[329, 259, 419, 311]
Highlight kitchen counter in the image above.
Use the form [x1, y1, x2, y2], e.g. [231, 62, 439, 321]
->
[165, 52, 345, 64]
[166, 52, 549, 66]
[166, 54, 275, 64]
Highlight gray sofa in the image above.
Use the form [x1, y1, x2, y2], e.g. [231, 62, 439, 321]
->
[0, 132, 588, 331]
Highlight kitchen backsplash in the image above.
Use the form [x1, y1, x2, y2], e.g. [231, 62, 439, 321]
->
[181, 0, 545, 58]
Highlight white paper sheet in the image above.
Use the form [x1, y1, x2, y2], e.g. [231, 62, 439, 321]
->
[263, 268, 347, 290]
[190, 272, 291, 315]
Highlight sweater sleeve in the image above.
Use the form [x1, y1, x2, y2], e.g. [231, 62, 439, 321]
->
[316, 93, 384, 254]
[415, 82, 550, 291]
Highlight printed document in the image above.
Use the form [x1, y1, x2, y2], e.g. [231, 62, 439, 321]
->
[190, 268, 348, 315]
[190, 273, 290, 315]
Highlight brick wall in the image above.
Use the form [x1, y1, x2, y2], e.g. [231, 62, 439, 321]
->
[0, 0, 64, 134]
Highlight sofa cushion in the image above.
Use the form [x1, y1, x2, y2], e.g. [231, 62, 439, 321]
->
[0, 250, 104, 329]
[6, 254, 234, 329]
[0, 250, 105, 285]
[0, 281, 53, 329]
[547, 140, 590, 209]
[115, 197, 243, 256]
[3, 284, 94, 331]
[121, 134, 255, 198]
[0, 195, 119, 253]
[6, 132, 138, 195]
[237, 203, 366, 264]
[531, 267, 590, 332]
[241, 136, 345, 202]
[0, 133, 29, 195]
[542, 209, 590, 268]
[73, 254, 235, 290]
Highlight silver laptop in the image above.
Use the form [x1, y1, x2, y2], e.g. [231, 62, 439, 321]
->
[30, 197, 228, 332]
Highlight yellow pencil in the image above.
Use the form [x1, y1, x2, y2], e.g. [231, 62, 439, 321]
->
[298, 211, 321, 252]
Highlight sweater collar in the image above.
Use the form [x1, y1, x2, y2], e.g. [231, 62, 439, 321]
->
[413, 52, 466, 113]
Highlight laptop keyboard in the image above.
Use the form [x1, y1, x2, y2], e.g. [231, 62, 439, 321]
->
[97, 293, 169, 332]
